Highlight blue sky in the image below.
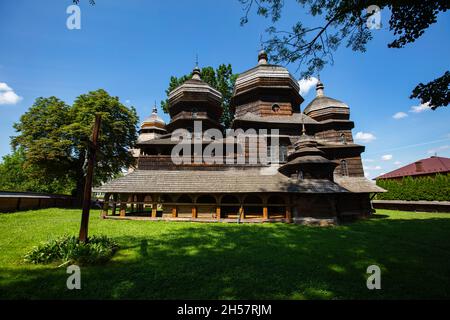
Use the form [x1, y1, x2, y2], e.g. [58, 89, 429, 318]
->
[0, 0, 449, 179]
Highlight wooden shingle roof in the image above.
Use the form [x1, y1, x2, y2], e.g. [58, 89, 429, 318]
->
[94, 169, 349, 194]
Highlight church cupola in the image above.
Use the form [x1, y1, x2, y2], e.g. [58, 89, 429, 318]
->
[166, 64, 223, 132]
[303, 80, 350, 121]
[137, 102, 167, 143]
[231, 49, 303, 118]
[278, 124, 337, 180]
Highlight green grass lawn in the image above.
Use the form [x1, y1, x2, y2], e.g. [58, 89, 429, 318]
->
[0, 208, 449, 299]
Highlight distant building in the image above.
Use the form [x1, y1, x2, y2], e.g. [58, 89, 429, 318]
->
[376, 156, 450, 180]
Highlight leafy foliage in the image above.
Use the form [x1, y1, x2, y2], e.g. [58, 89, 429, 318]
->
[24, 235, 118, 265]
[161, 64, 238, 129]
[239, 0, 449, 108]
[11, 90, 138, 202]
[410, 71, 449, 109]
[375, 174, 450, 201]
[0, 148, 74, 194]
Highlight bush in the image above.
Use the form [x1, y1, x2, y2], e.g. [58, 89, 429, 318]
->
[24, 235, 119, 265]
[375, 174, 450, 201]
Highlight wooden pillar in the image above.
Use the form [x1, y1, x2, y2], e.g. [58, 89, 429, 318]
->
[127, 195, 133, 214]
[239, 206, 244, 220]
[151, 193, 157, 217]
[286, 206, 292, 223]
[263, 206, 268, 220]
[112, 194, 117, 215]
[216, 206, 221, 220]
[192, 206, 197, 219]
[172, 206, 178, 218]
[130, 195, 135, 213]
[119, 195, 127, 217]
[101, 193, 110, 217]
[137, 194, 144, 212]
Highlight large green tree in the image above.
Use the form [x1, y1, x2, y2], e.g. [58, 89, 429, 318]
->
[11, 90, 138, 203]
[0, 147, 74, 194]
[161, 64, 238, 129]
[239, 0, 449, 109]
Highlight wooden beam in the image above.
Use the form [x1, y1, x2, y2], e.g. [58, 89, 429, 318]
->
[216, 206, 221, 220]
[119, 197, 127, 217]
[101, 193, 110, 218]
[112, 194, 117, 215]
[192, 206, 197, 219]
[263, 206, 268, 220]
[172, 206, 178, 218]
[286, 206, 292, 223]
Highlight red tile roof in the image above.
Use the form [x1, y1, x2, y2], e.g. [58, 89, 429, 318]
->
[376, 156, 450, 180]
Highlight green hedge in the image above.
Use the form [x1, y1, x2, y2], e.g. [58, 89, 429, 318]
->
[375, 174, 450, 201]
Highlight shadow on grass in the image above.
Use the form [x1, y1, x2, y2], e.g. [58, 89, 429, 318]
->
[1, 217, 450, 299]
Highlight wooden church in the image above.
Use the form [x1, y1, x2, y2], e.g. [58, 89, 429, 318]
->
[94, 50, 384, 224]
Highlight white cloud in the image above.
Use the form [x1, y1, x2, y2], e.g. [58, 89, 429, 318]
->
[381, 154, 393, 161]
[394, 161, 402, 165]
[392, 112, 408, 119]
[410, 102, 431, 113]
[427, 145, 450, 155]
[363, 158, 374, 163]
[298, 77, 318, 96]
[0, 82, 22, 105]
[354, 132, 376, 143]
[125, 99, 131, 104]
[364, 165, 382, 171]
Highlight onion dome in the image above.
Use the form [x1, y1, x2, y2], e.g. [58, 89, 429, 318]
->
[303, 80, 350, 121]
[257, 49, 268, 65]
[140, 103, 166, 131]
[166, 65, 223, 132]
[278, 123, 337, 179]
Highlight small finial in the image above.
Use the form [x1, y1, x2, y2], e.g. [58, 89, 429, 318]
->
[152, 101, 158, 114]
[316, 78, 324, 97]
[258, 50, 268, 65]
[301, 122, 306, 136]
[258, 37, 268, 65]
[192, 54, 201, 80]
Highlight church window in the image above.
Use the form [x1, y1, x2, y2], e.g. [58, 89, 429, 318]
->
[340, 159, 349, 176]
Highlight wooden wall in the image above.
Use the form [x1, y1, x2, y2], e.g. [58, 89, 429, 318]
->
[0, 193, 75, 213]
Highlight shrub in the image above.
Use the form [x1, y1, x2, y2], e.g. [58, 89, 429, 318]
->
[375, 174, 450, 201]
[24, 235, 119, 265]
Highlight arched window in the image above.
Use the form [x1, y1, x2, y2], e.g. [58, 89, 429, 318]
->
[340, 133, 347, 144]
[272, 103, 280, 113]
[177, 194, 193, 203]
[297, 170, 304, 180]
[197, 195, 216, 204]
[340, 160, 349, 176]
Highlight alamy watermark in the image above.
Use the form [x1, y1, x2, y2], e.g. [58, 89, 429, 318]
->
[366, 5, 382, 30]
[170, 121, 281, 170]
[66, 4, 81, 30]
[66, 264, 81, 290]
[366, 265, 381, 290]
